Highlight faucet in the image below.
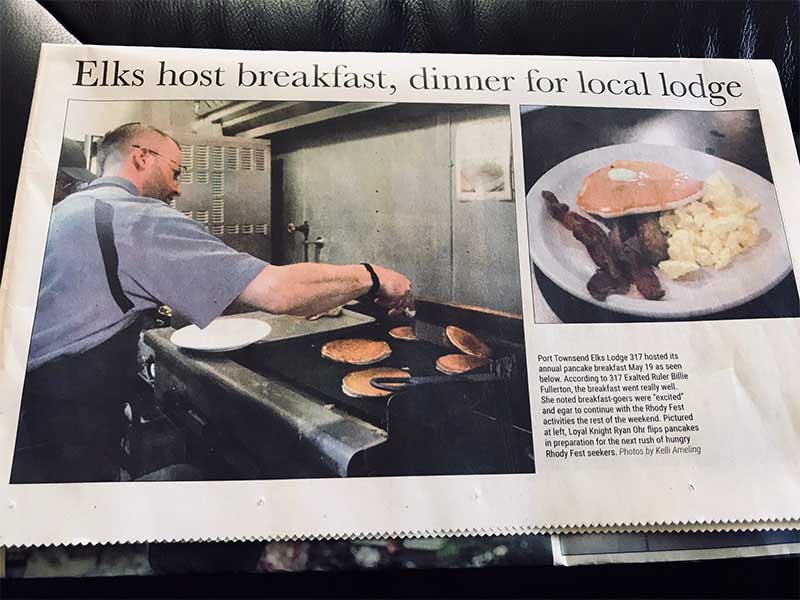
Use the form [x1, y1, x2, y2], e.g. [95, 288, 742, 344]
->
[287, 220, 310, 240]
[288, 220, 325, 262]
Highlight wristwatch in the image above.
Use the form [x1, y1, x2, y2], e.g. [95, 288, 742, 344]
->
[360, 263, 381, 300]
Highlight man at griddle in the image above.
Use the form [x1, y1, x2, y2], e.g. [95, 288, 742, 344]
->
[11, 123, 414, 484]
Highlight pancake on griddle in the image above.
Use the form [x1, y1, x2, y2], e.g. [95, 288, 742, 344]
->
[388, 326, 417, 341]
[342, 367, 411, 398]
[307, 305, 344, 321]
[321, 338, 391, 365]
[436, 354, 490, 375]
[445, 326, 492, 358]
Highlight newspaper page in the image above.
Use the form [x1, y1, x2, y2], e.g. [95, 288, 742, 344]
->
[0, 45, 798, 546]
[552, 530, 800, 566]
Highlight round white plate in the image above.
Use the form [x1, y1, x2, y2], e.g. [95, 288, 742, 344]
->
[527, 143, 793, 318]
[170, 317, 272, 352]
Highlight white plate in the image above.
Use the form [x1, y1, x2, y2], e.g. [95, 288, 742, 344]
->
[527, 143, 793, 318]
[170, 317, 272, 352]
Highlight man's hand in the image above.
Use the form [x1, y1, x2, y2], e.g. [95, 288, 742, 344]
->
[371, 265, 414, 317]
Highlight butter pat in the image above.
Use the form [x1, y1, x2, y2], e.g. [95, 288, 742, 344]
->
[607, 167, 639, 182]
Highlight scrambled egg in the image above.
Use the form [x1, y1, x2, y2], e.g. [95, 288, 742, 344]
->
[658, 173, 760, 280]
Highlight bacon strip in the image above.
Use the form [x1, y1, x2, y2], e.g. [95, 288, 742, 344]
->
[609, 220, 665, 301]
[542, 190, 665, 302]
[542, 190, 626, 283]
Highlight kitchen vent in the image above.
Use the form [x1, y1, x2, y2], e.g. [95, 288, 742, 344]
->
[240, 147, 253, 170]
[225, 146, 238, 170]
[254, 148, 266, 171]
[179, 144, 193, 184]
[195, 145, 209, 170]
[211, 198, 224, 224]
[180, 144, 193, 164]
[171, 135, 270, 259]
[211, 172, 224, 197]
[211, 146, 224, 171]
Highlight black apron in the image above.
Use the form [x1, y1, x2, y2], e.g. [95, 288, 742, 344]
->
[11, 186, 141, 484]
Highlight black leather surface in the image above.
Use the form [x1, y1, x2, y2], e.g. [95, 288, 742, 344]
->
[1, 0, 798, 273]
[1, 1, 799, 592]
[1, 0, 77, 268]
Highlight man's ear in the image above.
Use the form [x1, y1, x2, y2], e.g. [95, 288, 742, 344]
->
[131, 148, 147, 172]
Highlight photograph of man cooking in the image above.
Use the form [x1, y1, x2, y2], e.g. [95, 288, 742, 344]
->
[11, 100, 534, 483]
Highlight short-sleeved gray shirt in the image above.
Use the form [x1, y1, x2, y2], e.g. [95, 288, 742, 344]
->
[28, 176, 268, 370]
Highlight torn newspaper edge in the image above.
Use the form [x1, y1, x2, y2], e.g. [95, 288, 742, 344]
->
[6, 530, 798, 577]
[0, 45, 798, 546]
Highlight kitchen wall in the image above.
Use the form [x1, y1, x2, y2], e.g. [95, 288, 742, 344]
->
[65, 100, 155, 141]
[64, 100, 220, 145]
[271, 104, 522, 315]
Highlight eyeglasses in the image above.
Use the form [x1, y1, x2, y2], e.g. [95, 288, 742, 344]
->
[131, 144, 184, 180]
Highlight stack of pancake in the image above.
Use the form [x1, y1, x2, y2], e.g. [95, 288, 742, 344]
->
[436, 326, 492, 375]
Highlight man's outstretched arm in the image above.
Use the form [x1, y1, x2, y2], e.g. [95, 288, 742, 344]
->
[238, 262, 413, 318]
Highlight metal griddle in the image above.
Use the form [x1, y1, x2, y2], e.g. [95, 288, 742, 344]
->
[226, 308, 375, 342]
[144, 300, 535, 477]
[231, 321, 468, 427]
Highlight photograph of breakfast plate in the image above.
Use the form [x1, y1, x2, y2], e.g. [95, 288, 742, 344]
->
[527, 143, 794, 319]
[170, 317, 273, 352]
[521, 106, 799, 323]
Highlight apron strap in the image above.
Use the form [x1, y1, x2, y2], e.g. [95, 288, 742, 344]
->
[94, 199, 134, 314]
